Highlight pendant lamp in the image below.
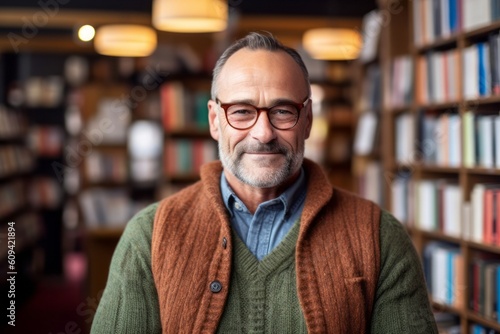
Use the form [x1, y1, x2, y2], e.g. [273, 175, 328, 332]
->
[94, 25, 157, 57]
[303, 28, 362, 60]
[152, 0, 228, 33]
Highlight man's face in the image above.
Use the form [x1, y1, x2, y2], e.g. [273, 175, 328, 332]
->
[208, 48, 312, 189]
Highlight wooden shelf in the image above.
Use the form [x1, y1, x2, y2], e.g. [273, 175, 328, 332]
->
[432, 301, 464, 316]
[466, 240, 500, 255]
[414, 35, 459, 53]
[419, 164, 461, 174]
[464, 95, 500, 106]
[417, 229, 463, 245]
[463, 20, 500, 40]
[466, 311, 500, 332]
[415, 100, 462, 111]
[354, 2, 500, 332]
[466, 167, 500, 175]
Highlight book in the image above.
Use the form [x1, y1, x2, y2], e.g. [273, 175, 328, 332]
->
[478, 115, 495, 168]
[463, 111, 476, 167]
[354, 112, 378, 156]
[359, 10, 383, 63]
[463, 44, 479, 100]
[478, 42, 492, 97]
[495, 114, 500, 168]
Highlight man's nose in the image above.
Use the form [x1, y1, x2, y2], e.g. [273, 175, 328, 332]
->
[249, 111, 277, 143]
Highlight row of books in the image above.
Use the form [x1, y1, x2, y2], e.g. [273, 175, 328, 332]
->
[470, 324, 500, 333]
[434, 312, 460, 333]
[423, 242, 465, 308]
[393, 111, 500, 169]
[28, 177, 63, 209]
[355, 161, 383, 206]
[395, 113, 417, 164]
[463, 112, 500, 169]
[415, 180, 463, 236]
[79, 188, 147, 227]
[0, 145, 34, 178]
[463, 35, 500, 99]
[416, 49, 460, 105]
[22, 75, 65, 108]
[419, 112, 462, 167]
[161, 82, 210, 131]
[469, 183, 500, 245]
[27, 126, 65, 157]
[0, 106, 27, 139]
[164, 139, 218, 176]
[359, 64, 382, 112]
[470, 256, 500, 321]
[394, 112, 461, 167]
[85, 98, 131, 145]
[390, 56, 414, 108]
[0, 180, 25, 217]
[413, 0, 500, 46]
[391, 178, 500, 245]
[84, 150, 128, 184]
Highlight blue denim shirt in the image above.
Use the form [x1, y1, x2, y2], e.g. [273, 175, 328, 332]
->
[220, 169, 307, 261]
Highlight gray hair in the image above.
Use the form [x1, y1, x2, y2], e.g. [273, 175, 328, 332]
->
[211, 32, 311, 100]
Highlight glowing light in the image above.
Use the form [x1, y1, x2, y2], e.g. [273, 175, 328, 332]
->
[78, 25, 95, 42]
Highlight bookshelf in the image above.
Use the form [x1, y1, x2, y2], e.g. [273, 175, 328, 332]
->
[158, 73, 218, 197]
[353, 0, 500, 332]
[352, 10, 384, 207]
[0, 52, 47, 307]
[310, 62, 357, 192]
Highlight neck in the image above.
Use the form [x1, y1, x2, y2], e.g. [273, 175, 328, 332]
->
[224, 170, 300, 214]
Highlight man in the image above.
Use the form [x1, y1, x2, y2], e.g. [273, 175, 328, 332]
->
[91, 32, 438, 333]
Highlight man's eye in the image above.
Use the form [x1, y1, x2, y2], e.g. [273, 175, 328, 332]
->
[229, 107, 254, 115]
[271, 107, 295, 115]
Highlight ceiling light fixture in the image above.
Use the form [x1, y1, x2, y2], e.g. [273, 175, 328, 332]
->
[152, 0, 228, 33]
[303, 28, 363, 61]
[94, 25, 157, 57]
[77, 25, 95, 42]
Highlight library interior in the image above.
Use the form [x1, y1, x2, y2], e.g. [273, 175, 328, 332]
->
[1, 0, 500, 333]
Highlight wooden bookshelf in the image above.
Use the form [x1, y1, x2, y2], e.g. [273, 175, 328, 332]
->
[158, 73, 217, 196]
[354, 0, 500, 332]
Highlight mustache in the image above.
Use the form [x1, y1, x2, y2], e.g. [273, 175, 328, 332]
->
[237, 141, 288, 155]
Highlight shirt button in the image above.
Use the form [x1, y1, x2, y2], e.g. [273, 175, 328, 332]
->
[210, 280, 222, 293]
[234, 202, 242, 211]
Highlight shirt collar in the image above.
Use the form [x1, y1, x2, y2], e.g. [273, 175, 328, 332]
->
[220, 167, 307, 217]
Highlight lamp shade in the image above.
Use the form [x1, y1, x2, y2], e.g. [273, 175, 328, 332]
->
[152, 0, 227, 33]
[303, 28, 362, 60]
[94, 25, 157, 57]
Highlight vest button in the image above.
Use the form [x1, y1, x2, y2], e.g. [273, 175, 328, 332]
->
[222, 237, 227, 249]
[210, 280, 222, 293]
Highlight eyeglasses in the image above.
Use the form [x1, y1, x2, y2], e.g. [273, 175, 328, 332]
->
[216, 97, 310, 130]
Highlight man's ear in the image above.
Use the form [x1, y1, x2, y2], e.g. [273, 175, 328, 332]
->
[208, 100, 220, 141]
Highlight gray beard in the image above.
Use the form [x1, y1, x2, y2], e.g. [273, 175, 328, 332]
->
[218, 139, 304, 188]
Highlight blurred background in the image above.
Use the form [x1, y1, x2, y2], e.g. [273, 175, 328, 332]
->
[0, 1, 374, 332]
[2, 0, 500, 333]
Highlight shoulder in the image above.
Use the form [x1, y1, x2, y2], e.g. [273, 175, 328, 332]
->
[378, 210, 419, 266]
[119, 202, 159, 249]
[330, 187, 382, 222]
[379, 210, 411, 246]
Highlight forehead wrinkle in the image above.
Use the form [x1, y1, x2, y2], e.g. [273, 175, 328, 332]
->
[216, 49, 307, 100]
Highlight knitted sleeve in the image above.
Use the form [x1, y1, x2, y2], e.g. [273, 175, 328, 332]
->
[91, 203, 161, 334]
[370, 210, 438, 334]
